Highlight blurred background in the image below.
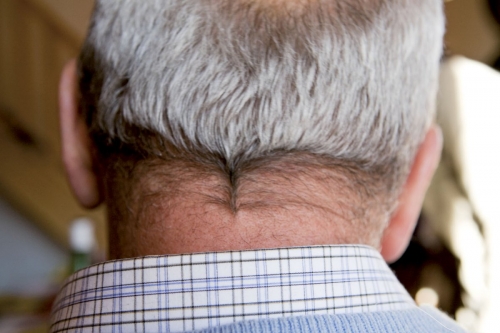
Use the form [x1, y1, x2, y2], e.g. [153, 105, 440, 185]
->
[0, 0, 499, 332]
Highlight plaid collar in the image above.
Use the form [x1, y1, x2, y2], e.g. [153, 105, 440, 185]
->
[50, 245, 414, 332]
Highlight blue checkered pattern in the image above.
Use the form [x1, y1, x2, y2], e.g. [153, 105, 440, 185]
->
[50, 245, 414, 332]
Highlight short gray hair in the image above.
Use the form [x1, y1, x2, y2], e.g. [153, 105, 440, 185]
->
[80, 0, 444, 204]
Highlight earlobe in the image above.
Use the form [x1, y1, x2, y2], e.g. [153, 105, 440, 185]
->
[59, 59, 102, 208]
[380, 125, 443, 263]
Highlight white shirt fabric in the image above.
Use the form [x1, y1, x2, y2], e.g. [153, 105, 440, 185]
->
[50, 245, 414, 333]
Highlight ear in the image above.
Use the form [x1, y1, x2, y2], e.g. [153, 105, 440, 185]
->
[380, 125, 443, 263]
[59, 59, 102, 208]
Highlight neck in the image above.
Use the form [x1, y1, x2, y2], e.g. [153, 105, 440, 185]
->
[104, 157, 386, 259]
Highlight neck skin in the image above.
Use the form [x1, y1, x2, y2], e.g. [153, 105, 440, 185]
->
[104, 160, 386, 259]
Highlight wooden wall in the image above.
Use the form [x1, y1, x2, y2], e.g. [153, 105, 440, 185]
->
[445, 0, 500, 63]
[0, 0, 106, 251]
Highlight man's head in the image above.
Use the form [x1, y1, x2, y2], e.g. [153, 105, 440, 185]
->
[60, 0, 444, 260]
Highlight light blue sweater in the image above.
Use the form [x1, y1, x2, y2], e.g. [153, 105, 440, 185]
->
[197, 307, 467, 333]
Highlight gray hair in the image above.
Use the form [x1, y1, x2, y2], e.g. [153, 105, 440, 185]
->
[80, 0, 444, 203]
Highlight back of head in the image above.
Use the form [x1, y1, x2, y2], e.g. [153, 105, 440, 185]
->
[78, 0, 444, 255]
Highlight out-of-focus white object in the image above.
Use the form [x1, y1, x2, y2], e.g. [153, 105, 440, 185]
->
[424, 56, 500, 333]
[415, 287, 440, 307]
[70, 217, 95, 253]
[69, 217, 96, 272]
[456, 307, 478, 332]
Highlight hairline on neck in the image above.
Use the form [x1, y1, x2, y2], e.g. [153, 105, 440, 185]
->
[101, 151, 393, 258]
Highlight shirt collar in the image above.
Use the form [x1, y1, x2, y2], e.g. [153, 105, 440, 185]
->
[51, 245, 414, 333]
